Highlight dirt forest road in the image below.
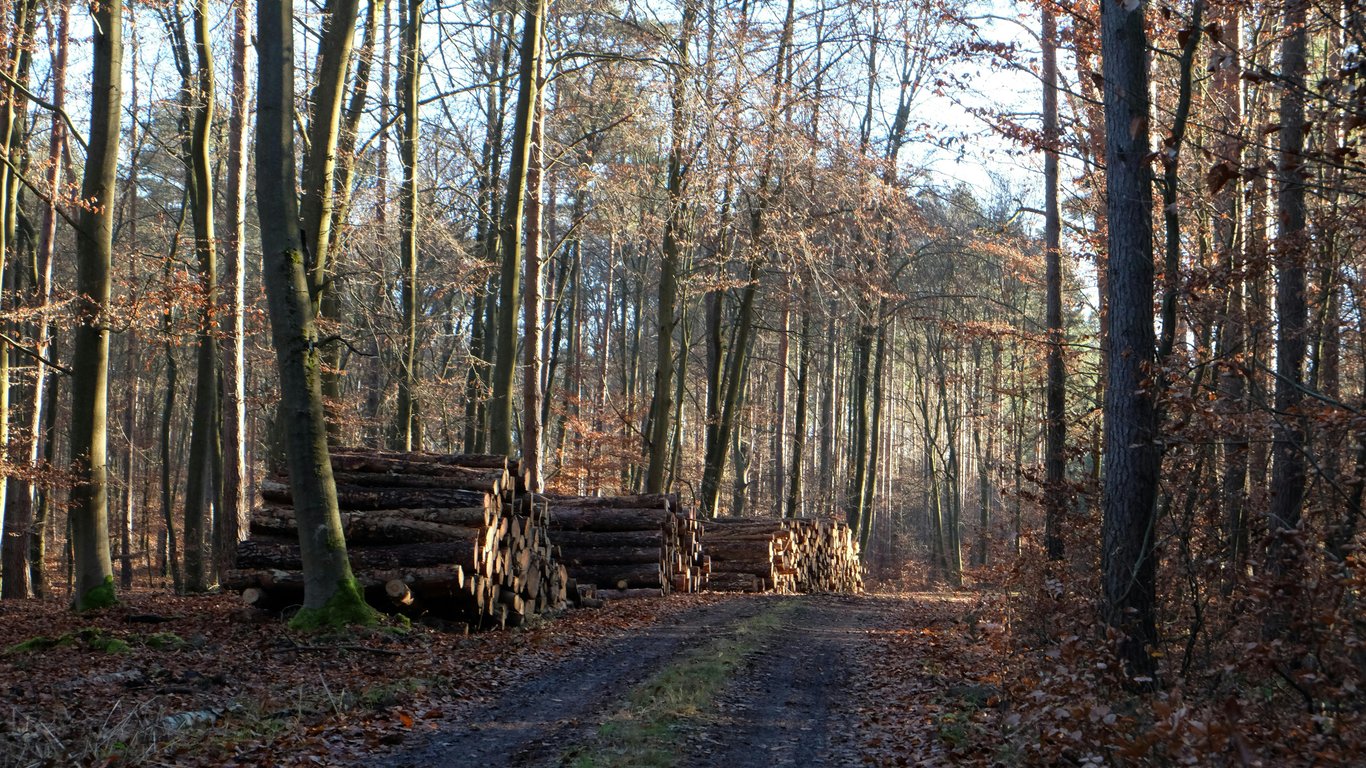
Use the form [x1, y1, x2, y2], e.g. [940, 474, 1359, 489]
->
[370, 593, 903, 768]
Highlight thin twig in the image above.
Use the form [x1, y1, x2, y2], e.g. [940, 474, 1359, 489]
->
[0, 332, 72, 375]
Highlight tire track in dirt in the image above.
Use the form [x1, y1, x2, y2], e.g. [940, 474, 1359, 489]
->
[678, 593, 897, 768]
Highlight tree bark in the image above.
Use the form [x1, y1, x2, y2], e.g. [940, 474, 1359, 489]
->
[218, 0, 250, 576]
[700, 263, 760, 516]
[1209, 5, 1247, 583]
[521, 57, 546, 492]
[644, 3, 696, 494]
[785, 306, 811, 518]
[1100, 0, 1160, 681]
[173, 0, 219, 593]
[1266, 0, 1310, 622]
[299, 0, 362, 307]
[395, 0, 423, 450]
[1041, 5, 1066, 562]
[256, 0, 374, 625]
[0, 0, 37, 600]
[68, 0, 120, 610]
[489, 0, 547, 456]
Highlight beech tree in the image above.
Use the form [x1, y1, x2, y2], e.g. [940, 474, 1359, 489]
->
[68, 0, 121, 610]
[256, 0, 374, 626]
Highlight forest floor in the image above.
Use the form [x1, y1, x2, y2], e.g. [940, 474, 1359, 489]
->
[0, 588, 999, 767]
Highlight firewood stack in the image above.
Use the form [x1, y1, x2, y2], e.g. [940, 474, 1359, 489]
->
[225, 449, 570, 629]
[532, 493, 705, 595]
[701, 517, 863, 594]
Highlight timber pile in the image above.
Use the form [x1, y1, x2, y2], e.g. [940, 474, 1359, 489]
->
[533, 493, 705, 595]
[701, 517, 863, 594]
[225, 449, 570, 629]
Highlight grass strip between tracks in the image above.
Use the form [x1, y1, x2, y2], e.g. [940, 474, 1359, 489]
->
[563, 597, 798, 768]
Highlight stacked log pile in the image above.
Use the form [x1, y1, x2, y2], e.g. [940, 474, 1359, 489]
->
[226, 449, 569, 628]
[534, 493, 705, 595]
[701, 517, 862, 594]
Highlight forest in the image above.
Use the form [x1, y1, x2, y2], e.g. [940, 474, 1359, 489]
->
[0, 0, 1362, 763]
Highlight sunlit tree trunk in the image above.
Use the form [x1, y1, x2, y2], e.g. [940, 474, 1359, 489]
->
[299, 0, 361, 308]
[395, 0, 423, 450]
[0, 0, 37, 599]
[644, 2, 695, 493]
[218, 0, 250, 576]
[521, 60, 546, 492]
[489, 0, 546, 456]
[69, 0, 121, 610]
[173, 0, 219, 593]
[785, 306, 811, 518]
[256, 0, 373, 626]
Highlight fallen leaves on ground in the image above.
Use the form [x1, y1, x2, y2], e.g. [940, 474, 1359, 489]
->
[0, 590, 730, 767]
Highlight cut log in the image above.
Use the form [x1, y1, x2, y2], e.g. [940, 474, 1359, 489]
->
[544, 506, 676, 532]
[236, 538, 479, 571]
[536, 493, 676, 509]
[260, 479, 494, 511]
[598, 588, 665, 600]
[554, 546, 663, 566]
[329, 454, 509, 477]
[568, 564, 663, 590]
[386, 580, 417, 607]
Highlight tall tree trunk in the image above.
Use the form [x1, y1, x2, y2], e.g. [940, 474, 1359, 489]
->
[772, 306, 789, 508]
[489, 0, 546, 455]
[703, 289, 724, 510]
[395, 0, 423, 450]
[1156, 0, 1203, 363]
[786, 306, 811, 518]
[521, 62, 546, 492]
[256, 0, 374, 626]
[321, 0, 380, 409]
[859, 323, 887, 552]
[27, 0, 67, 599]
[846, 321, 873, 533]
[31, 341, 58, 596]
[69, 0, 120, 610]
[1267, 0, 1310, 621]
[700, 263, 760, 516]
[1100, 0, 1160, 680]
[178, 0, 219, 593]
[300, 0, 362, 308]
[1041, 5, 1066, 562]
[1210, 5, 1247, 584]
[0, 0, 36, 600]
[818, 307, 836, 506]
[644, 2, 695, 493]
[218, 0, 250, 576]
[119, 341, 138, 589]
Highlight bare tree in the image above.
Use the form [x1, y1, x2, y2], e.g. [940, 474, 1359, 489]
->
[69, 0, 121, 610]
[256, 0, 375, 627]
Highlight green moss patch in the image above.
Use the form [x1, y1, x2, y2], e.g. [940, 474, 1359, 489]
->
[5, 627, 131, 656]
[141, 632, 187, 651]
[288, 576, 381, 631]
[76, 576, 118, 612]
